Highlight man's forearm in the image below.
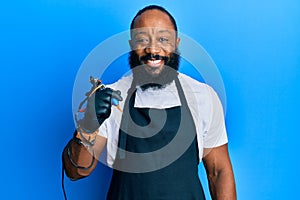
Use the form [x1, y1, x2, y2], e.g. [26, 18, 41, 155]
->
[62, 131, 98, 180]
[208, 168, 236, 200]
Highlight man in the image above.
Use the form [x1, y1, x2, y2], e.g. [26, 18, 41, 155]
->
[63, 5, 236, 200]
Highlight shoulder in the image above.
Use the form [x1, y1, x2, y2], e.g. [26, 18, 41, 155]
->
[178, 72, 223, 116]
[178, 72, 216, 96]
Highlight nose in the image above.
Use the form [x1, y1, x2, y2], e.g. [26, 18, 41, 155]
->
[145, 41, 161, 55]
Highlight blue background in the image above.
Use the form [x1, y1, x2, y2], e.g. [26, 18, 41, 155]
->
[1, 0, 299, 199]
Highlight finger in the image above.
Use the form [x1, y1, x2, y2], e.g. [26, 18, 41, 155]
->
[112, 90, 123, 101]
[96, 107, 111, 119]
[115, 90, 121, 95]
[95, 88, 113, 103]
[96, 87, 113, 95]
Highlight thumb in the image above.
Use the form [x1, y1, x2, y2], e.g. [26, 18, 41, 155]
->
[112, 90, 123, 101]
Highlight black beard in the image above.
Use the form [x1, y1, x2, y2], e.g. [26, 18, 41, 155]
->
[129, 50, 180, 90]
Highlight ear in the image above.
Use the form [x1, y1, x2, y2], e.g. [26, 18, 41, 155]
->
[129, 40, 134, 50]
[175, 37, 180, 49]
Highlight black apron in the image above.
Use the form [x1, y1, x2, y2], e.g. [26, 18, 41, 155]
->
[106, 78, 205, 200]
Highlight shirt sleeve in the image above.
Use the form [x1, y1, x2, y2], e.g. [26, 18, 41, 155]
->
[203, 87, 228, 148]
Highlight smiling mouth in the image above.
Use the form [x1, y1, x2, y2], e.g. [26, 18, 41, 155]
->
[146, 59, 163, 67]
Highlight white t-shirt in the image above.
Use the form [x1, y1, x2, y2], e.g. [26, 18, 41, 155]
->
[98, 73, 228, 167]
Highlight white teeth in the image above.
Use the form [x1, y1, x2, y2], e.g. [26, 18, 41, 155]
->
[148, 60, 161, 64]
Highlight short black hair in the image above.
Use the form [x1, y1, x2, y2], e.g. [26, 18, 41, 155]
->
[130, 5, 178, 33]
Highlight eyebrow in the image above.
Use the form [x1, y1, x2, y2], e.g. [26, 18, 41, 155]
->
[133, 31, 148, 38]
[133, 29, 174, 38]
[157, 29, 173, 34]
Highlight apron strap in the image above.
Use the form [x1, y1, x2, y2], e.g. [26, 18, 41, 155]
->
[118, 79, 137, 159]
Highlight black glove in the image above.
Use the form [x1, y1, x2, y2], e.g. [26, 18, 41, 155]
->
[79, 88, 123, 133]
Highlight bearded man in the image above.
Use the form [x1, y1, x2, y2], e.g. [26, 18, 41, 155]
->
[63, 5, 236, 200]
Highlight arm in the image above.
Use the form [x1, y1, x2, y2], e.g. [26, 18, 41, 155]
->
[62, 86, 122, 180]
[203, 144, 236, 200]
[62, 130, 107, 180]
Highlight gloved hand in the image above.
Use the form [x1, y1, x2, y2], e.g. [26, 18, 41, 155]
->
[79, 88, 123, 133]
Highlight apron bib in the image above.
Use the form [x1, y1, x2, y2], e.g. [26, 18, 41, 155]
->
[107, 78, 205, 200]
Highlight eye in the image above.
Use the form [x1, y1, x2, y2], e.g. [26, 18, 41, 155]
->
[158, 37, 169, 43]
[136, 38, 149, 44]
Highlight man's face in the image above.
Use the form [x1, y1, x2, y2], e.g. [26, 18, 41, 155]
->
[129, 9, 180, 77]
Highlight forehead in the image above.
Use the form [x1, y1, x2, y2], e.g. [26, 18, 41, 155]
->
[133, 9, 175, 30]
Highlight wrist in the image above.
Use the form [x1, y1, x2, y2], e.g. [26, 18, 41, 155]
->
[78, 118, 100, 133]
[75, 127, 98, 148]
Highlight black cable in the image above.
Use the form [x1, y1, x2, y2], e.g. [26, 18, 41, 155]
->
[62, 137, 96, 200]
[67, 138, 95, 170]
[61, 76, 101, 200]
[62, 149, 68, 200]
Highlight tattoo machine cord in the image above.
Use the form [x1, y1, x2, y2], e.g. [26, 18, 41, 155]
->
[62, 76, 122, 200]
